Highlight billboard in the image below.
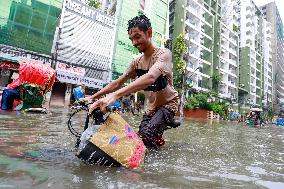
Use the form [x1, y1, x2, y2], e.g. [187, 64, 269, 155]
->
[54, 0, 116, 88]
[0, 44, 52, 66]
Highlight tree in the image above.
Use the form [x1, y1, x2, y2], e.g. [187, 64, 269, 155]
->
[173, 33, 188, 118]
[173, 33, 187, 91]
[267, 107, 275, 122]
[86, 0, 101, 9]
[108, 0, 117, 15]
[212, 72, 221, 92]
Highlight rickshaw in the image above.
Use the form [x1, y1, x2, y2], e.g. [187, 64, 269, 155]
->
[19, 59, 56, 112]
[246, 108, 264, 127]
[1, 59, 56, 112]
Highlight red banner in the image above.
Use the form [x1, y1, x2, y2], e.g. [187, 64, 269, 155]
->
[0, 60, 19, 69]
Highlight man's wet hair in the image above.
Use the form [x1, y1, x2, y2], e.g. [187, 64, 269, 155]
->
[127, 15, 151, 33]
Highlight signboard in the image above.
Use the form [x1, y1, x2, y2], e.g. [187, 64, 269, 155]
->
[56, 62, 85, 76]
[55, 0, 116, 85]
[0, 60, 19, 69]
[56, 70, 104, 89]
[0, 44, 52, 66]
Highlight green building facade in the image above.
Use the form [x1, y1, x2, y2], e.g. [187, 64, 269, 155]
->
[0, 0, 63, 55]
[238, 1, 273, 111]
[169, 0, 224, 92]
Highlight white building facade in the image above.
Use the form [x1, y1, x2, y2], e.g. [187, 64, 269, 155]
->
[238, 0, 273, 108]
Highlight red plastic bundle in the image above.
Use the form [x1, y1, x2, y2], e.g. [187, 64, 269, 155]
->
[19, 59, 56, 92]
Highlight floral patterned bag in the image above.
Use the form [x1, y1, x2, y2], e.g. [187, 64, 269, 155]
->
[77, 113, 147, 169]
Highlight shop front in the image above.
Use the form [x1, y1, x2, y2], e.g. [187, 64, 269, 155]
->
[0, 44, 53, 86]
[0, 59, 19, 88]
[0, 44, 53, 107]
[54, 62, 102, 107]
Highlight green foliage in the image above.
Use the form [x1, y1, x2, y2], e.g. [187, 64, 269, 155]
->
[267, 107, 275, 121]
[137, 92, 145, 102]
[184, 91, 228, 119]
[86, 0, 101, 9]
[173, 34, 187, 72]
[172, 33, 187, 91]
[212, 72, 221, 92]
[173, 72, 183, 92]
[184, 92, 211, 110]
[233, 24, 240, 32]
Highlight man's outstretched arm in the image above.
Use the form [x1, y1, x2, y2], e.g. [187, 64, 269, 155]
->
[84, 72, 130, 102]
[88, 68, 160, 113]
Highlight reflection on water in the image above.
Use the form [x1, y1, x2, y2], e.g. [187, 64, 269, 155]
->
[0, 109, 284, 189]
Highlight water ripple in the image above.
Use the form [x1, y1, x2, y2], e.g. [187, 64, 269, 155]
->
[0, 110, 283, 188]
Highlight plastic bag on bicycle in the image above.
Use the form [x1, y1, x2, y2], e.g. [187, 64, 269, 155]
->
[76, 113, 147, 169]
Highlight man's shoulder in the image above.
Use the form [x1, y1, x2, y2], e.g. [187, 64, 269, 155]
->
[156, 48, 172, 57]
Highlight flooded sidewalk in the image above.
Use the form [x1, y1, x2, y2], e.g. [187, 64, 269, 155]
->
[0, 109, 284, 189]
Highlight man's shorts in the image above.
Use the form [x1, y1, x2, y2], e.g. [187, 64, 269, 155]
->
[138, 107, 175, 149]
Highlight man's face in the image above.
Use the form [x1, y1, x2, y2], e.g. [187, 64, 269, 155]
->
[128, 27, 152, 53]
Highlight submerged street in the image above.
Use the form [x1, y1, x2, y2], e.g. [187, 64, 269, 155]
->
[0, 109, 283, 189]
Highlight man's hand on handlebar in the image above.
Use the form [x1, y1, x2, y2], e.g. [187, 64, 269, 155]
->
[79, 96, 94, 104]
[88, 93, 117, 115]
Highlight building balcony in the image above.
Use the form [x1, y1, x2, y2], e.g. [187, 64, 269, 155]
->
[189, 0, 213, 16]
[196, 71, 211, 79]
[185, 21, 213, 41]
[219, 93, 231, 99]
[186, 5, 199, 16]
[185, 8, 212, 28]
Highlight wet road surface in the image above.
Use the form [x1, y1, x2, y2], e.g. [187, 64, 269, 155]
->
[0, 109, 284, 189]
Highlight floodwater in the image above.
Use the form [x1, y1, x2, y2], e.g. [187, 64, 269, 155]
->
[0, 109, 284, 189]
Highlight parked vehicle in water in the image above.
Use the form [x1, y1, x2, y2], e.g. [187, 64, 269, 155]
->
[245, 108, 264, 127]
[0, 60, 56, 113]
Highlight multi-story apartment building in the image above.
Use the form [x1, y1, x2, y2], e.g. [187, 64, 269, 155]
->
[262, 20, 273, 108]
[169, 0, 273, 112]
[219, 0, 239, 101]
[169, 0, 239, 102]
[112, 0, 169, 79]
[169, 0, 217, 92]
[219, 22, 239, 101]
[236, 0, 273, 111]
[260, 2, 284, 110]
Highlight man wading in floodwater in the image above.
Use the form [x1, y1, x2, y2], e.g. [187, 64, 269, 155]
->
[82, 15, 179, 149]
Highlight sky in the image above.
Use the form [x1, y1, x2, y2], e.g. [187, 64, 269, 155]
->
[254, 0, 284, 22]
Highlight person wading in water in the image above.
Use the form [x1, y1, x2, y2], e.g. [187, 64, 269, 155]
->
[82, 15, 179, 149]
